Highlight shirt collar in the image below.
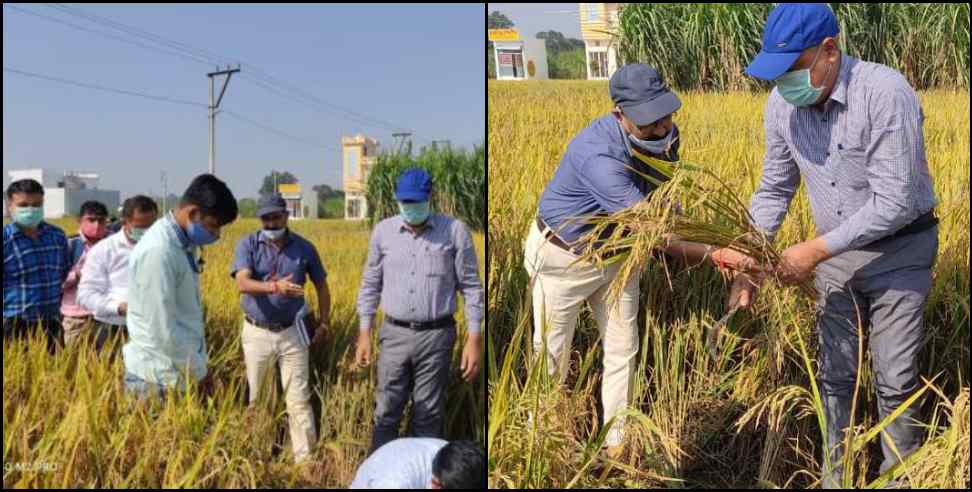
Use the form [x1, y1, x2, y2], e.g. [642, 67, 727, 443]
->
[824, 53, 853, 110]
[397, 213, 438, 233]
[8, 221, 50, 239]
[166, 211, 192, 250]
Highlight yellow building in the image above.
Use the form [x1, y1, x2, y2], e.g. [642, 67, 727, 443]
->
[342, 134, 380, 220]
[579, 3, 621, 80]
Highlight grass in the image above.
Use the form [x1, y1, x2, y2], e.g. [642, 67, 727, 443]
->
[487, 80, 970, 489]
[3, 218, 486, 488]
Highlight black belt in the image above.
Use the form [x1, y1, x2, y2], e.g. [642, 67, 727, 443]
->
[245, 315, 290, 333]
[864, 210, 939, 248]
[386, 316, 455, 331]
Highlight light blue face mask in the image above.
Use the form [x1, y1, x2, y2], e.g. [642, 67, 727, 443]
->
[127, 226, 148, 243]
[12, 206, 44, 229]
[628, 123, 680, 160]
[775, 45, 833, 107]
[399, 201, 431, 226]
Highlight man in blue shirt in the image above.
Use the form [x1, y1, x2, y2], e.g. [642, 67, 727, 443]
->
[122, 174, 238, 401]
[525, 64, 750, 458]
[232, 193, 331, 464]
[356, 168, 485, 455]
[3, 179, 70, 354]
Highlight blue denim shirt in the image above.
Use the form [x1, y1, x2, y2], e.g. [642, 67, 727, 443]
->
[231, 229, 327, 327]
[537, 115, 665, 245]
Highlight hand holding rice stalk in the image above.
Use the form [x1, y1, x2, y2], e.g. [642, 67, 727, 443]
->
[568, 148, 816, 330]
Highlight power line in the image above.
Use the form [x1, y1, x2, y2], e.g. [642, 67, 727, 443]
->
[3, 67, 334, 151]
[42, 3, 428, 142]
[2, 67, 207, 107]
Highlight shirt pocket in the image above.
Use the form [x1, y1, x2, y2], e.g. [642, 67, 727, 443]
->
[425, 244, 455, 277]
[835, 146, 870, 190]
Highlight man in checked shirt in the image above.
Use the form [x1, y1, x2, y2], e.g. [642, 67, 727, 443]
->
[738, 4, 939, 488]
[355, 168, 485, 456]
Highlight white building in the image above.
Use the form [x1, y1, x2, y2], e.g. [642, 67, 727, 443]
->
[580, 3, 621, 80]
[489, 29, 549, 80]
[7, 169, 121, 219]
[276, 183, 320, 220]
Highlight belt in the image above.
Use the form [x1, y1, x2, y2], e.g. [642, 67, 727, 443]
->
[864, 210, 939, 248]
[536, 215, 579, 255]
[386, 316, 455, 331]
[536, 215, 625, 259]
[245, 315, 291, 333]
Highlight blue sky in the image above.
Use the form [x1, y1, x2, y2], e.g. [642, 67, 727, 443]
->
[487, 3, 581, 40]
[3, 3, 485, 199]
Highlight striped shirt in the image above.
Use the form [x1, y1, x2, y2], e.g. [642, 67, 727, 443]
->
[3, 222, 70, 321]
[357, 214, 485, 334]
[749, 55, 937, 256]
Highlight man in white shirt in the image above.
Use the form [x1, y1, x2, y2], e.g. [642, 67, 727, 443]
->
[79, 195, 159, 352]
[350, 439, 485, 490]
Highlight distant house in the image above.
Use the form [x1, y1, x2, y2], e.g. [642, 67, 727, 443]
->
[343, 134, 379, 220]
[489, 28, 549, 80]
[7, 169, 121, 219]
[276, 183, 320, 220]
[579, 3, 621, 80]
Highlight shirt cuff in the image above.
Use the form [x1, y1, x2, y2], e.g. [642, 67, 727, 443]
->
[104, 299, 122, 319]
[821, 228, 853, 258]
[359, 316, 374, 332]
[466, 319, 483, 335]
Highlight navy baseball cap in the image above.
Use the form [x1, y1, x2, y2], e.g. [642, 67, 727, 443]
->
[609, 64, 681, 127]
[257, 193, 288, 218]
[745, 3, 839, 81]
[395, 168, 432, 203]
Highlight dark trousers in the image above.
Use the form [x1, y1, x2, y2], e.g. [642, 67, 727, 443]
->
[93, 323, 128, 354]
[3, 317, 64, 354]
[369, 321, 456, 455]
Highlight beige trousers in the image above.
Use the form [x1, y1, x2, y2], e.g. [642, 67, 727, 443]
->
[241, 319, 318, 463]
[523, 220, 640, 448]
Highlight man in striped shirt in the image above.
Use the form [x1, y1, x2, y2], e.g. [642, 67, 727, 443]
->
[740, 4, 938, 488]
[356, 168, 485, 455]
[3, 179, 70, 353]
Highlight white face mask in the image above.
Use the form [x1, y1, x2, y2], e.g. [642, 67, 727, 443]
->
[262, 228, 286, 241]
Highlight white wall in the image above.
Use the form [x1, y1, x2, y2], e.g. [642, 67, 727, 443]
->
[522, 37, 549, 80]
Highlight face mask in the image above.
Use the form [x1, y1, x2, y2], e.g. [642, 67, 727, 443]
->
[262, 228, 286, 241]
[81, 221, 107, 241]
[775, 45, 832, 107]
[399, 201, 431, 226]
[126, 226, 148, 244]
[187, 217, 218, 247]
[13, 206, 44, 229]
[628, 123, 680, 160]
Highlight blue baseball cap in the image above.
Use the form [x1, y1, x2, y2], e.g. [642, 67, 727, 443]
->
[395, 168, 432, 203]
[745, 3, 839, 81]
[609, 64, 681, 126]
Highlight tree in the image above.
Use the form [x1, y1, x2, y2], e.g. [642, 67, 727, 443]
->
[488, 11, 514, 80]
[238, 198, 258, 218]
[536, 30, 584, 54]
[312, 184, 346, 218]
[259, 171, 298, 198]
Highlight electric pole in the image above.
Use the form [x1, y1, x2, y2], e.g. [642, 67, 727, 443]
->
[392, 132, 413, 156]
[208, 65, 241, 175]
[161, 171, 168, 212]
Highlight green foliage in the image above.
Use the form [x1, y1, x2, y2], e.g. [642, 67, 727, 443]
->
[366, 144, 485, 232]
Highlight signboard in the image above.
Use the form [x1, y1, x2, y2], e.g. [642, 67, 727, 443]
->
[278, 183, 301, 194]
[488, 29, 520, 42]
[498, 53, 513, 66]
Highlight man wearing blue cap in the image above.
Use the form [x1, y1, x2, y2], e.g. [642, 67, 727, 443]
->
[524, 63, 752, 459]
[356, 168, 485, 455]
[740, 4, 938, 488]
[231, 193, 331, 464]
